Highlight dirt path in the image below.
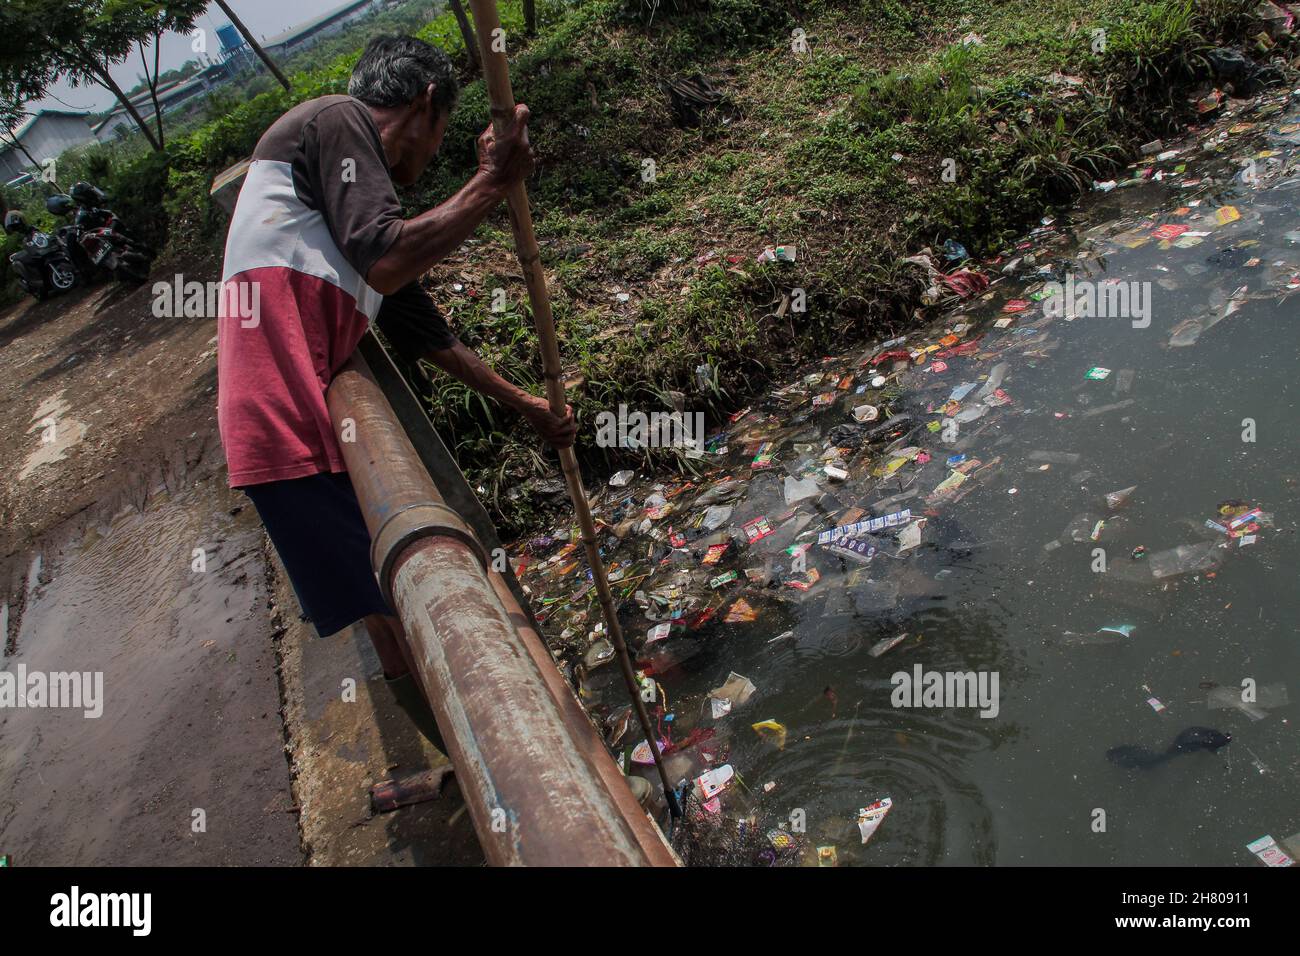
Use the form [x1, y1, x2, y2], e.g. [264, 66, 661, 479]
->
[0, 255, 222, 574]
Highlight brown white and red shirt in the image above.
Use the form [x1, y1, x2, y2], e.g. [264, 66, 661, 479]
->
[217, 94, 456, 487]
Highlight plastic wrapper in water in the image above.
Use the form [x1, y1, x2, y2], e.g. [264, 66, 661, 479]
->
[1147, 540, 1223, 579]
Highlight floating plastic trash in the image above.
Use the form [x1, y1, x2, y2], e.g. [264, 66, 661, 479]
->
[693, 764, 734, 800]
[869, 634, 908, 657]
[751, 719, 787, 750]
[1148, 540, 1223, 579]
[817, 510, 912, 544]
[631, 737, 669, 765]
[783, 475, 821, 506]
[857, 797, 893, 844]
[1246, 835, 1295, 867]
[1104, 485, 1137, 510]
[1097, 623, 1135, 638]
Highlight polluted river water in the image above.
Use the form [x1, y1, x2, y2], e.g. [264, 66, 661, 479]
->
[515, 88, 1300, 865]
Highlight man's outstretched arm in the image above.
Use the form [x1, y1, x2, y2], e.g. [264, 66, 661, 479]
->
[367, 175, 503, 294]
[425, 341, 577, 448]
[367, 105, 534, 295]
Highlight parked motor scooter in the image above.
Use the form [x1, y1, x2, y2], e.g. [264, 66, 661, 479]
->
[4, 210, 79, 300]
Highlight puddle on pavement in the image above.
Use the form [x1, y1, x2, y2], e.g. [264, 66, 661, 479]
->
[516, 90, 1300, 866]
[19, 391, 89, 482]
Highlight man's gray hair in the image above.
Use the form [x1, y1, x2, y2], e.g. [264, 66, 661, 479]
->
[348, 35, 459, 112]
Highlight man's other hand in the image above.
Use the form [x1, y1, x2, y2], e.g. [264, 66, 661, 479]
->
[476, 104, 535, 188]
[521, 396, 577, 449]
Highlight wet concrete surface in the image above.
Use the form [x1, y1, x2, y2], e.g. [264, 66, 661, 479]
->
[273, 559, 483, 867]
[0, 475, 299, 865]
[0, 468, 486, 866]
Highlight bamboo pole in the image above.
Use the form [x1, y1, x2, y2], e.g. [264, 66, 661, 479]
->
[466, 0, 682, 819]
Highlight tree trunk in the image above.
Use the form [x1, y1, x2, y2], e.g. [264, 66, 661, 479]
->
[139, 38, 165, 149]
[449, 0, 480, 72]
[152, 35, 164, 147]
[81, 53, 161, 152]
[524, 0, 537, 37]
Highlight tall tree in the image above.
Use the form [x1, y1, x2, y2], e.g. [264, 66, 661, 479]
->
[0, 0, 208, 152]
[449, 0, 480, 72]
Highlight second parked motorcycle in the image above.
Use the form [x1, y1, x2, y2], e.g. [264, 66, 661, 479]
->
[54, 182, 154, 285]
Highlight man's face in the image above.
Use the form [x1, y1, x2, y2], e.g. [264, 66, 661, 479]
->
[389, 92, 450, 186]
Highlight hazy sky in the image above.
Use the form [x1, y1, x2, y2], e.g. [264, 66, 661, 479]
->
[31, 0, 389, 114]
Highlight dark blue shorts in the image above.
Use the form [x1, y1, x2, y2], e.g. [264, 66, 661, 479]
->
[243, 471, 392, 637]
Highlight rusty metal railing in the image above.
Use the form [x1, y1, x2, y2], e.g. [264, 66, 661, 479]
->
[325, 353, 677, 867]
